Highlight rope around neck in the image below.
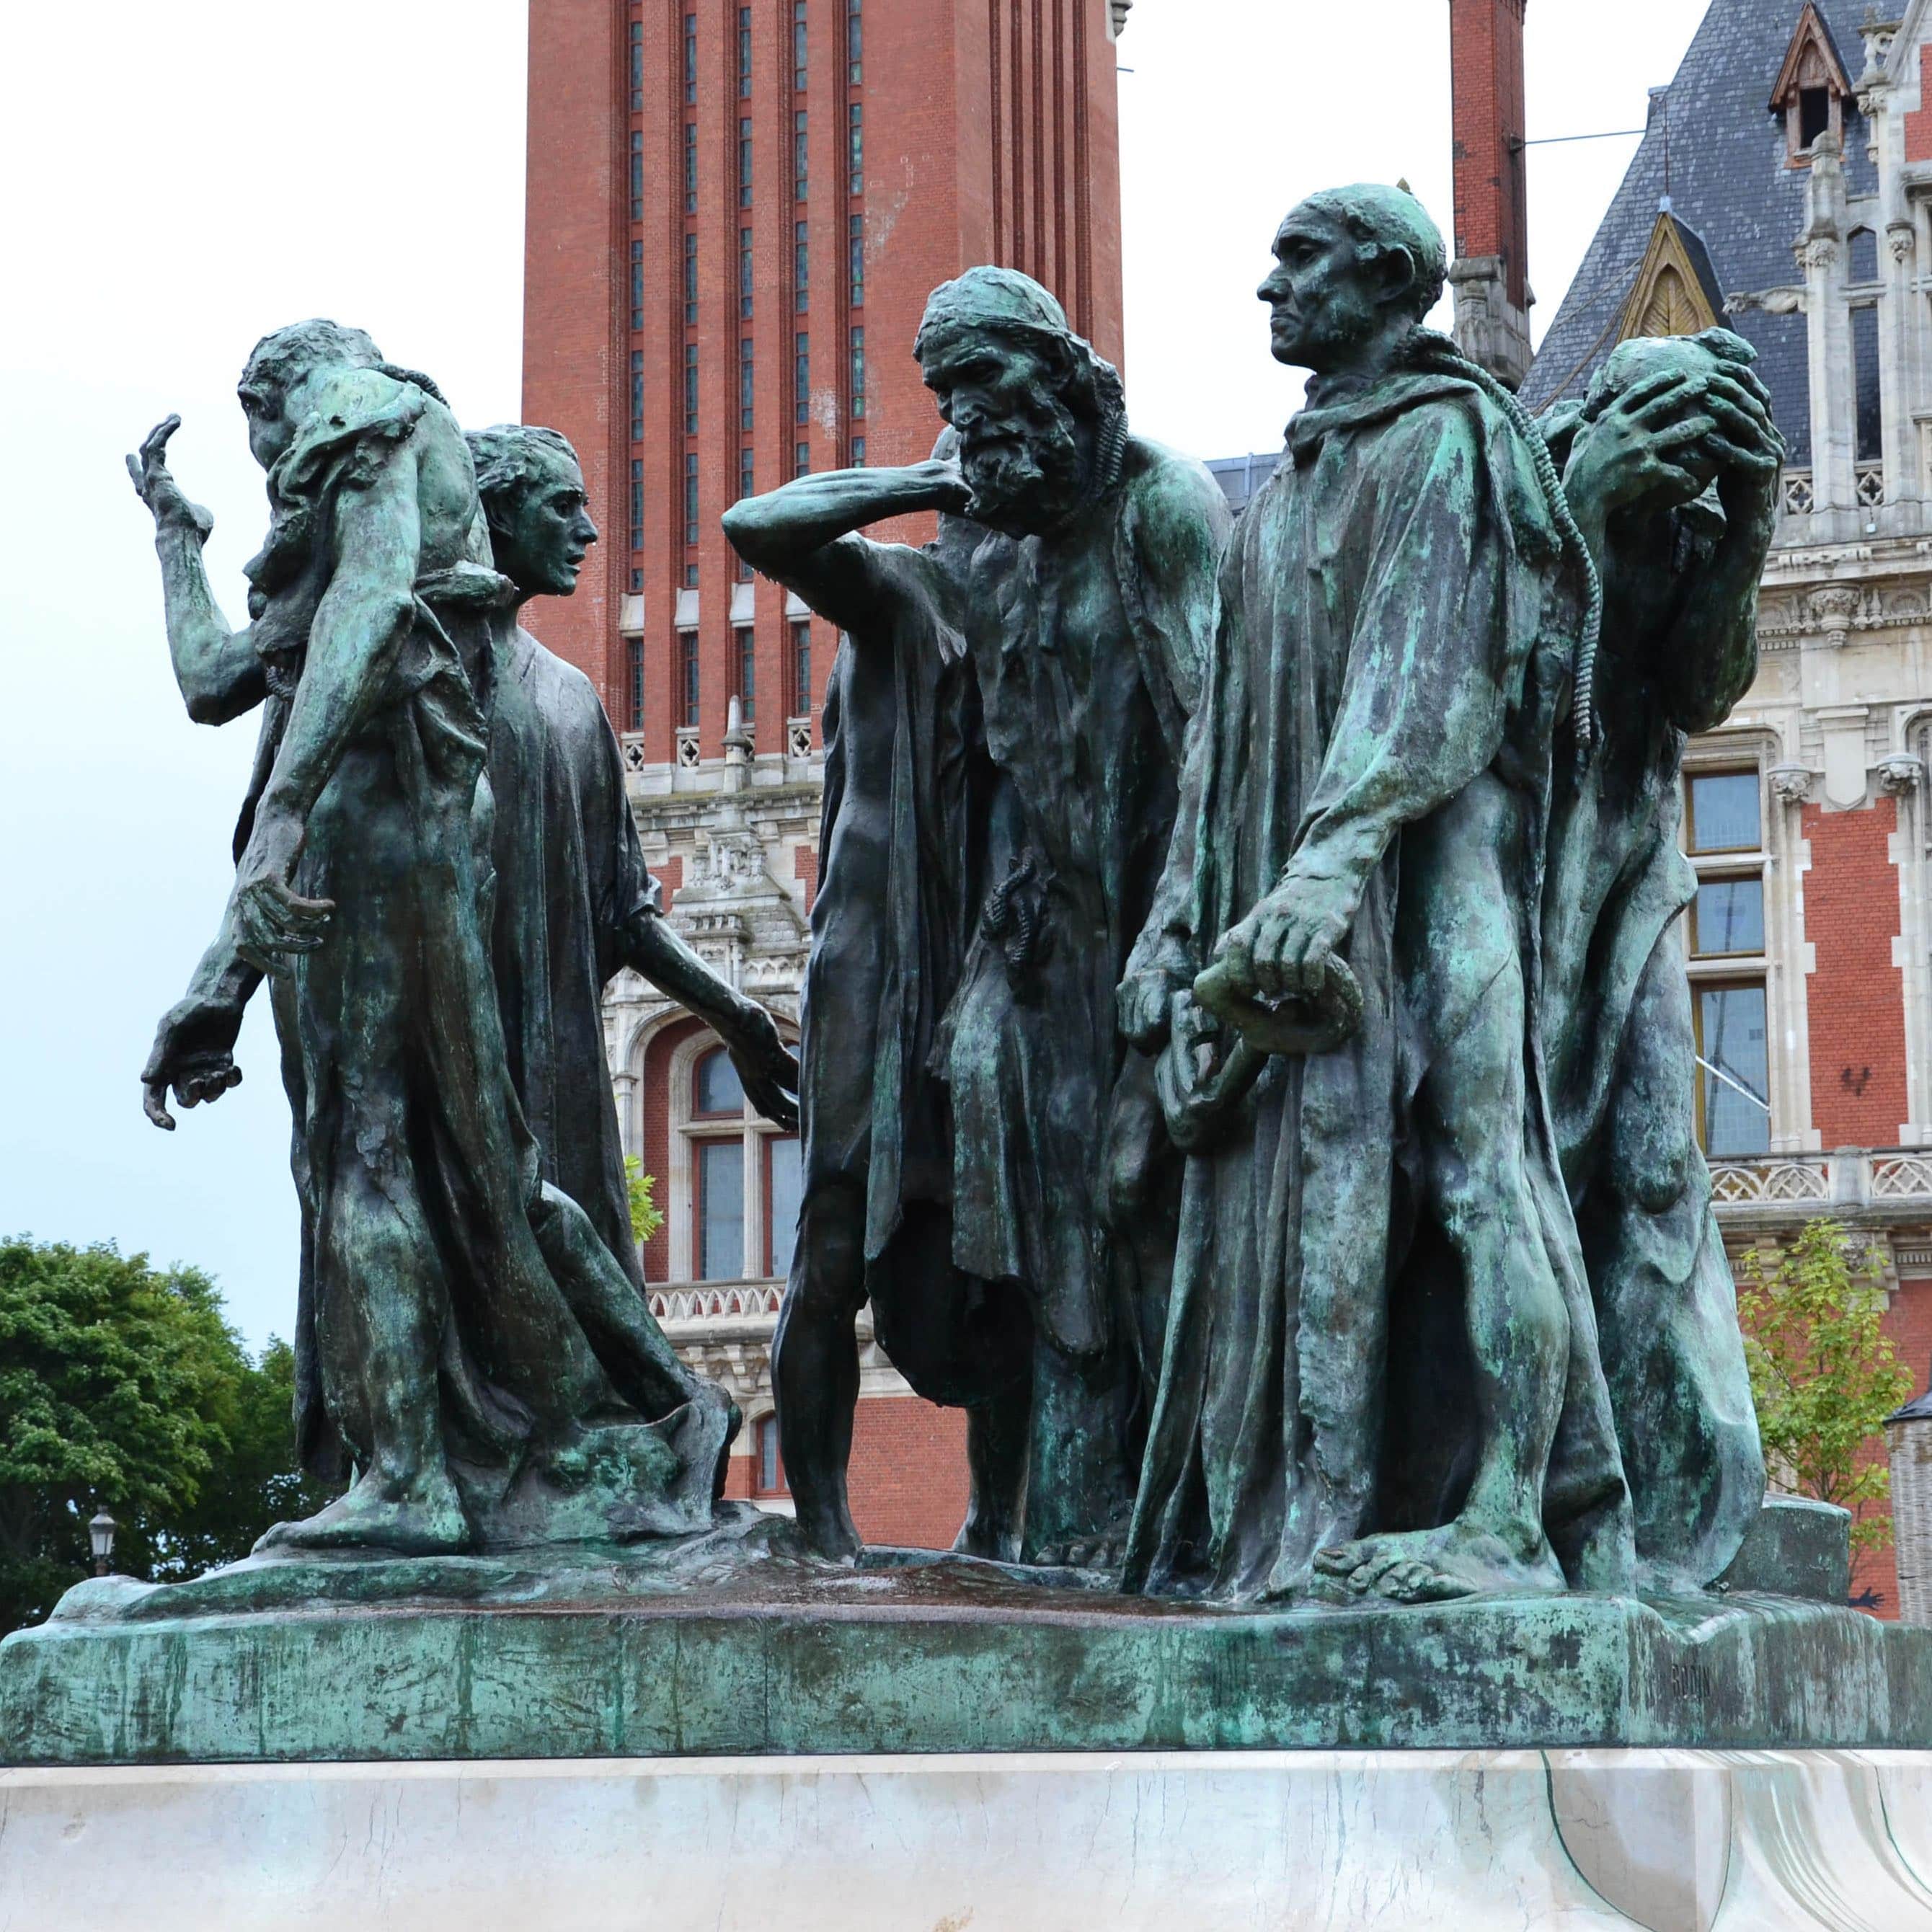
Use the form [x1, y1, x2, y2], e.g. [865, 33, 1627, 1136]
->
[1401, 330, 1603, 763]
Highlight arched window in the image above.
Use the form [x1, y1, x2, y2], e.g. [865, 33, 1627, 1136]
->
[681, 1040, 801, 1282]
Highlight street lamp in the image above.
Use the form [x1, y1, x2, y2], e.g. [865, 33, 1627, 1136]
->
[89, 1509, 117, 1578]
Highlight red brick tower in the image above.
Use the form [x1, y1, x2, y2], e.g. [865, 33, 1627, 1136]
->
[1448, 0, 1533, 386]
[522, 0, 1127, 748]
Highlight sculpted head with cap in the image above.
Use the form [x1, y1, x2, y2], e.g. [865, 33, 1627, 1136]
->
[913, 267, 1127, 537]
[1258, 183, 1448, 386]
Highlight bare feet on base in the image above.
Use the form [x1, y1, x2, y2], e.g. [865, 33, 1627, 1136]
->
[255, 1466, 470, 1557]
[1313, 1520, 1566, 1605]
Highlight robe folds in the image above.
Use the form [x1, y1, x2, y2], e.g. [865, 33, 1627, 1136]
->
[1123, 362, 1635, 1603]
[484, 623, 661, 1289]
[247, 371, 723, 1530]
[940, 438, 1230, 1362]
[1536, 408, 1767, 1590]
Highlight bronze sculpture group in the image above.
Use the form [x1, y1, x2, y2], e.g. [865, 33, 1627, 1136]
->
[129, 182, 1784, 1608]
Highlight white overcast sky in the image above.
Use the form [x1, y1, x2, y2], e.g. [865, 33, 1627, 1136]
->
[0, 1, 1708, 1349]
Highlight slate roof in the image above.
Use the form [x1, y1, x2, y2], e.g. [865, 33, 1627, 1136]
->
[1520, 0, 1880, 464]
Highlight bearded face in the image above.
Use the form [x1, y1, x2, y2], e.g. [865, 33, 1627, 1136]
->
[918, 327, 1089, 536]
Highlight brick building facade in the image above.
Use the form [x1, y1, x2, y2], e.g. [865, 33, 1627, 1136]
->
[520, 0, 1131, 1541]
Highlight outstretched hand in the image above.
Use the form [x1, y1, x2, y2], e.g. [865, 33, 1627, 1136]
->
[724, 1003, 802, 1131]
[141, 993, 245, 1130]
[126, 416, 213, 541]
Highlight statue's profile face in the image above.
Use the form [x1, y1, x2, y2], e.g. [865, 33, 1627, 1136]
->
[493, 446, 598, 600]
[1258, 206, 1382, 374]
[918, 324, 1084, 536]
[237, 377, 300, 470]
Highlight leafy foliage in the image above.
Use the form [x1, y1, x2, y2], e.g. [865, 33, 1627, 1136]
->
[625, 1155, 664, 1246]
[1737, 1218, 1915, 1556]
[0, 1237, 334, 1635]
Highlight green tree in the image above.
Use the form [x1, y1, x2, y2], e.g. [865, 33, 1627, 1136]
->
[0, 1237, 334, 1635]
[1737, 1218, 1915, 1557]
[625, 1155, 664, 1246]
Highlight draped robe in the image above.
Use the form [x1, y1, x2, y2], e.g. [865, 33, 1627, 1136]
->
[1124, 365, 1632, 1601]
[241, 371, 726, 1538]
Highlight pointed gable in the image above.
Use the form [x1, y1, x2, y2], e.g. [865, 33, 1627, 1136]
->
[1770, 1, 1855, 160]
[1616, 212, 1728, 340]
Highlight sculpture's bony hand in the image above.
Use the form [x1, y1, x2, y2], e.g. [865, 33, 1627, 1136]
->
[722, 1002, 802, 1132]
[1218, 875, 1356, 1003]
[1117, 968, 1180, 1051]
[126, 415, 214, 541]
[1564, 372, 1711, 519]
[232, 805, 334, 978]
[141, 992, 246, 1131]
[912, 456, 975, 518]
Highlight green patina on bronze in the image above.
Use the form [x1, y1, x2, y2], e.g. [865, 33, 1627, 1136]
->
[121, 324, 797, 1564]
[6, 1551, 1929, 1765]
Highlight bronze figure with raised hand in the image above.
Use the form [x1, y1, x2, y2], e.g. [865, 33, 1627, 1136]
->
[128, 323, 736, 1556]
[727, 268, 1228, 1565]
[1123, 186, 1634, 1606]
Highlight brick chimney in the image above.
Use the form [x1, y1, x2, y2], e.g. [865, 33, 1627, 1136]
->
[1448, 0, 1534, 387]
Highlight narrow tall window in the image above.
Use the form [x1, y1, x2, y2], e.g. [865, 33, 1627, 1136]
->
[848, 212, 864, 306]
[848, 102, 863, 196]
[850, 435, 865, 466]
[631, 349, 644, 443]
[848, 0, 861, 84]
[680, 629, 701, 729]
[737, 6, 753, 97]
[794, 440, 810, 477]
[630, 130, 644, 221]
[1685, 769, 1771, 1158]
[790, 620, 812, 716]
[685, 451, 700, 548]
[683, 233, 699, 326]
[685, 342, 699, 435]
[683, 123, 697, 214]
[630, 239, 644, 332]
[849, 325, 866, 419]
[737, 628, 757, 722]
[794, 332, 810, 425]
[795, 221, 810, 310]
[738, 118, 753, 208]
[794, 0, 808, 89]
[683, 12, 697, 105]
[626, 637, 645, 733]
[794, 110, 809, 197]
[741, 340, 756, 431]
[737, 449, 756, 580]
[740, 226, 754, 319]
[630, 458, 644, 553]
[629, 19, 644, 111]
[1853, 303, 1884, 466]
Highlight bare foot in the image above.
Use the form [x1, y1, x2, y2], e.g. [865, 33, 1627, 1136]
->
[255, 1466, 469, 1557]
[1313, 1520, 1566, 1605]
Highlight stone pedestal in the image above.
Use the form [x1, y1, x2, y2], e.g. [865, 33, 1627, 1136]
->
[6, 1747, 1931, 1931]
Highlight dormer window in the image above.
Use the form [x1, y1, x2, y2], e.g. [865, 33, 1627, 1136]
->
[1798, 86, 1833, 150]
[1770, 2, 1852, 166]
